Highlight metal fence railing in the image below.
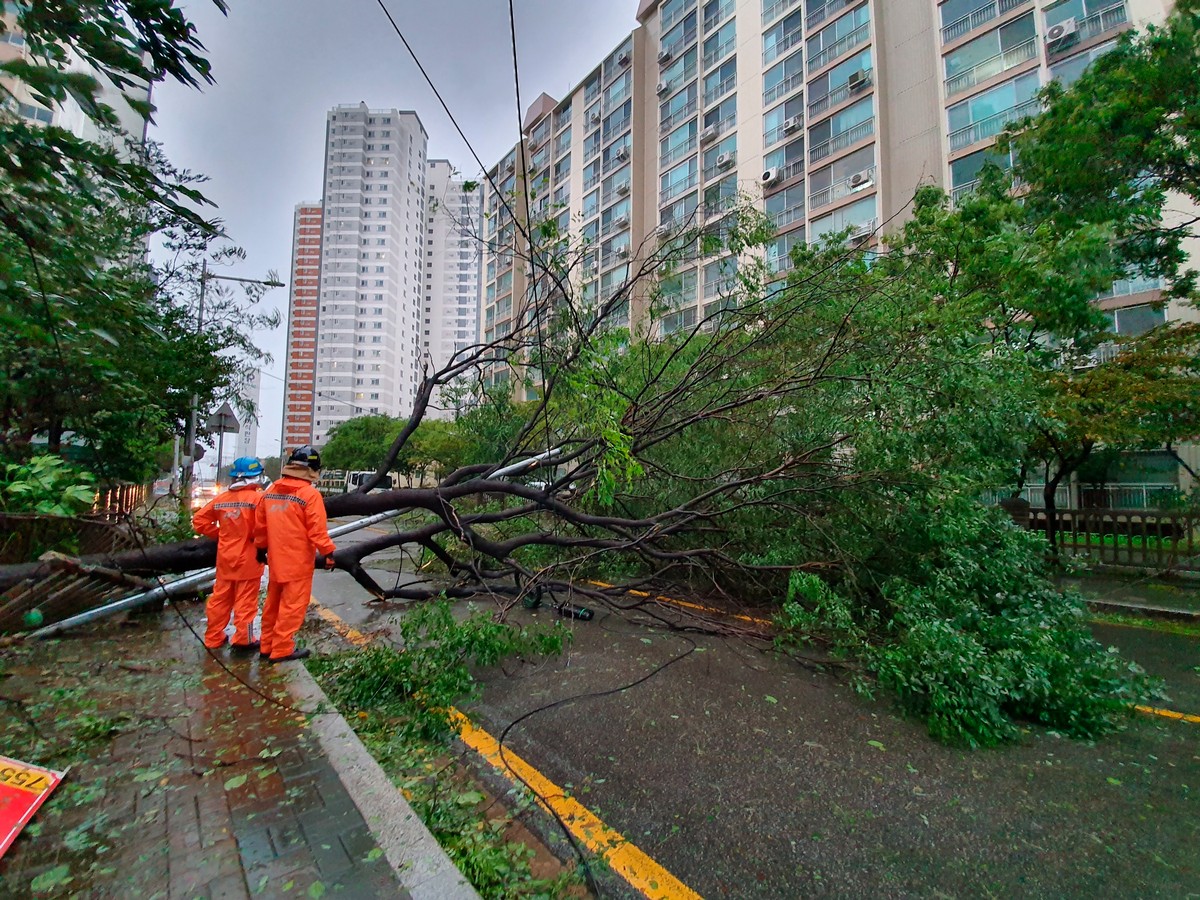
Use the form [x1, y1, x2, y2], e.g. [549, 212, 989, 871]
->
[1029, 507, 1200, 572]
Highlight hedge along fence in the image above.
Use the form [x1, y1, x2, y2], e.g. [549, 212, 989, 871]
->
[1029, 508, 1199, 572]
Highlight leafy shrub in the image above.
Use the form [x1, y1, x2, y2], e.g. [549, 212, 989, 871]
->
[0, 455, 95, 516]
[776, 501, 1158, 747]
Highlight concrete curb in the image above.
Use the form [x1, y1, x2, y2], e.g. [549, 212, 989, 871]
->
[1087, 599, 1200, 622]
[281, 662, 482, 900]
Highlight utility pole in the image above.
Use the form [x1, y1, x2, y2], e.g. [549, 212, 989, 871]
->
[180, 259, 284, 510]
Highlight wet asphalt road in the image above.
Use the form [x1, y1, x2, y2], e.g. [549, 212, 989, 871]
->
[310, 526, 1200, 899]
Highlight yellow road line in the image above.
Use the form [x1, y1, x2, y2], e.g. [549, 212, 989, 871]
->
[450, 709, 701, 900]
[588, 583, 1200, 726]
[1134, 704, 1200, 725]
[587, 580, 772, 628]
[309, 597, 703, 899]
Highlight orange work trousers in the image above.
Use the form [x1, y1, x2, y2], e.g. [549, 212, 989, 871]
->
[204, 578, 261, 648]
[259, 577, 313, 660]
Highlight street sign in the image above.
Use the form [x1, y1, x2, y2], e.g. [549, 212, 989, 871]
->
[205, 402, 240, 435]
[0, 756, 66, 859]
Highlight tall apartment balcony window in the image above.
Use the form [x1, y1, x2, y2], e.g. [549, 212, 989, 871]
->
[808, 145, 875, 209]
[605, 70, 633, 111]
[762, 0, 802, 28]
[660, 270, 699, 307]
[603, 37, 634, 85]
[529, 118, 551, 151]
[941, 0, 1030, 44]
[810, 194, 876, 246]
[554, 153, 572, 183]
[766, 183, 806, 230]
[808, 51, 872, 118]
[661, 120, 699, 168]
[807, 4, 871, 73]
[763, 49, 805, 106]
[660, 11, 699, 62]
[805, 0, 851, 29]
[661, 0, 698, 32]
[661, 157, 700, 205]
[602, 134, 632, 174]
[601, 166, 632, 205]
[766, 228, 805, 274]
[703, 174, 739, 218]
[703, 20, 736, 70]
[660, 305, 699, 337]
[554, 126, 572, 158]
[763, 9, 803, 66]
[660, 83, 699, 133]
[947, 71, 1040, 150]
[1050, 38, 1117, 85]
[703, 257, 739, 299]
[554, 102, 572, 133]
[703, 94, 737, 139]
[1046, 0, 1129, 54]
[704, 59, 737, 106]
[584, 128, 601, 160]
[943, 13, 1036, 97]
[763, 96, 805, 148]
[583, 72, 601, 105]
[702, 134, 737, 181]
[661, 191, 700, 229]
[600, 197, 632, 237]
[949, 146, 1014, 205]
[808, 97, 873, 162]
[765, 137, 806, 185]
[602, 100, 633, 142]
[1097, 275, 1164, 301]
[703, 0, 735, 32]
[661, 46, 699, 89]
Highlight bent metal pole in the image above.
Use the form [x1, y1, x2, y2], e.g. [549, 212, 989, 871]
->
[28, 508, 409, 640]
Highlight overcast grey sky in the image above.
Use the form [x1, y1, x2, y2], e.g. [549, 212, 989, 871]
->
[151, 0, 640, 458]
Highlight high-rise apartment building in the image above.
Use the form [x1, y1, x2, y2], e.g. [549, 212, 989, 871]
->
[423, 159, 484, 417]
[281, 202, 323, 451]
[481, 0, 1174, 352]
[310, 103, 430, 445]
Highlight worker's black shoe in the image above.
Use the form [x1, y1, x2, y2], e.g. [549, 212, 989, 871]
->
[268, 648, 311, 664]
[230, 641, 260, 655]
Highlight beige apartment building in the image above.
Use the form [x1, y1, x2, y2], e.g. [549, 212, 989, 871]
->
[480, 0, 1189, 501]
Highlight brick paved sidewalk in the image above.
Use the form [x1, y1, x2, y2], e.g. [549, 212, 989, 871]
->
[0, 606, 410, 899]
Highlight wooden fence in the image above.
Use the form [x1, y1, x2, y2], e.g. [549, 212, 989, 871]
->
[1029, 507, 1200, 573]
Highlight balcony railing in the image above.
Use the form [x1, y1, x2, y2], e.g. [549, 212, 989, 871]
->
[661, 136, 698, 168]
[950, 178, 979, 206]
[601, 183, 631, 205]
[806, 0, 850, 29]
[600, 215, 630, 237]
[808, 69, 871, 118]
[809, 165, 875, 210]
[763, 28, 803, 66]
[808, 20, 870, 72]
[762, 0, 802, 27]
[583, 171, 601, 190]
[707, 113, 738, 141]
[605, 82, 631, 111]
[704, 193, 738, 218]
[602, 115, 632, 142]
[704, 276, 738, 298]
[1074, 2, 1130, 45]
[764, 70, 804, 106]
[764, 117, 804, 148]
[704, 35, 736, 69]
[704, 74, 736, 106]
[702, 157, 736, 181]
[704, 0, 735, 33]
[941, 0, 1029, 44]
[660, 98, 698, 133]
[660, 28, 698, 63]
[776, 157, 806, 184]
[1097, 275, 1164, 299]
[944, 37, 1037, 96]
[661, 0, 696, 31]
[808, 116, 873, 162]
[660, 172, 699, 204]
[771, 203, 805, 230]
[948, 97, 1040, 150]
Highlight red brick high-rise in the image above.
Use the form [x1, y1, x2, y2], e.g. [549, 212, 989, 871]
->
[280, 202, 322, 453]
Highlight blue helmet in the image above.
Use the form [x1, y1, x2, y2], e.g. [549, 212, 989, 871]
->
[230, 457, 264, 479]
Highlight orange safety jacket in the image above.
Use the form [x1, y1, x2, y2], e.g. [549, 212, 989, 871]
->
[193, 483, 266, 581]
[254, 475, 336, 583]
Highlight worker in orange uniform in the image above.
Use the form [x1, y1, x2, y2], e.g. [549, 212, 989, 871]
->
[254, 445, 336, 663]
[193, 457, 267, 652]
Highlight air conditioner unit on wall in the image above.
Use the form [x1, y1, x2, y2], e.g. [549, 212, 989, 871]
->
[716, 151, 735, 168]
[655, 224, 674, 239]
[1045, 18, 1078, 44]
[761, 167, 780, 186]
[847, 69, 870, 92]
[618, 50, 631, 66]
[616, 245, 630, 259]
[616, 181, 631, 195]
[657, 47, 674, 64]
[783, 116, 802, 134]
[700, 125, 720, 144]
[590, 111, 602, 125]
[848, 170, 873, 190]
[614, 213, 630, 229]
[614, 145, 630, 161]
[657, 80, 672, 95]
